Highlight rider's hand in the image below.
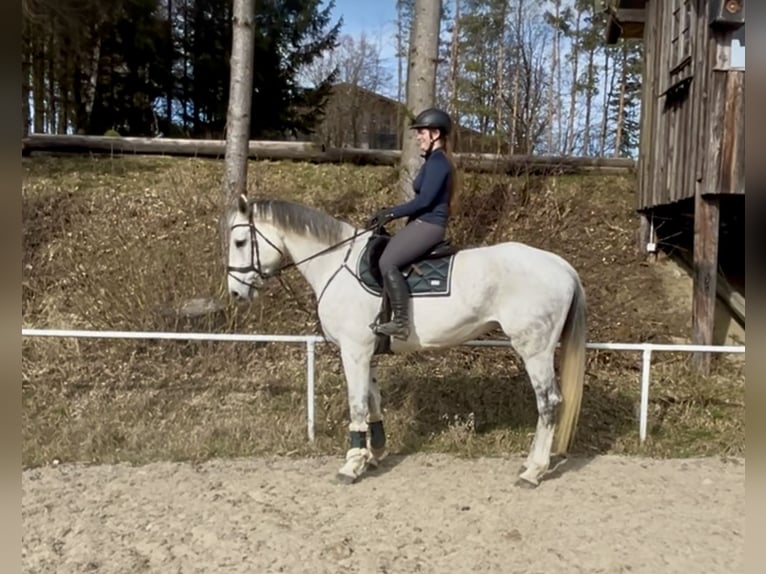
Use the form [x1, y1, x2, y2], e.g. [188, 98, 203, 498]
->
[366, 209, 395, 228]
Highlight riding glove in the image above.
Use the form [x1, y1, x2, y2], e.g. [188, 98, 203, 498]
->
[367, 209, 395, 228]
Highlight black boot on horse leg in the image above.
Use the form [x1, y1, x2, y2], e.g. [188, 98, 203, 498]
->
[374, 268, 411, 340]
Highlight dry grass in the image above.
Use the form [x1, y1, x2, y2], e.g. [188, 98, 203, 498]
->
[21, 154, 744, 468]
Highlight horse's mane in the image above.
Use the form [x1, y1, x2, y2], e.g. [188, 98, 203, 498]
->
[252, 199, 352, 244]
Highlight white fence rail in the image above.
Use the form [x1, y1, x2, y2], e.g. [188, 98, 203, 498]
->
[21, 328, 745, 444]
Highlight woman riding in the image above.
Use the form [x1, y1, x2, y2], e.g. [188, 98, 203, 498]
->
[366, 107, 458, 340]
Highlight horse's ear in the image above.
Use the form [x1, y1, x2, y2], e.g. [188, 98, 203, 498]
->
[237, 193, 249, 215]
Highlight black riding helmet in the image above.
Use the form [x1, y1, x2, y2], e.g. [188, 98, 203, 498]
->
[410, 108, 452, 137]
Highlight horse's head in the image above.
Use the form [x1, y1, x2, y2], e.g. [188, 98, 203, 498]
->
[227, 195, 285, 301]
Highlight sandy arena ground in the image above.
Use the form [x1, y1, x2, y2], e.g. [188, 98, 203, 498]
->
[22, 453, 744, 573]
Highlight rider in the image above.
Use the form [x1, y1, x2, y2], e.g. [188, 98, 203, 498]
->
[366, 107, 457, 340]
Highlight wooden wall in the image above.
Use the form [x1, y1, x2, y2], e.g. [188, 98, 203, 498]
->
[609, 0, 745, 372]
[636, 0, 744, 211]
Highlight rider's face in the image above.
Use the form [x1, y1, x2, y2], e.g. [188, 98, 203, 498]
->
[416, 128, 440, 152]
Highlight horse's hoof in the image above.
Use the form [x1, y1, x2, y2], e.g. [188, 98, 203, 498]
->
[515, 477, 539, 489]
[549, 455, 568, 473]
[336, 472, 358, 485]
[370, 448, 388, 464]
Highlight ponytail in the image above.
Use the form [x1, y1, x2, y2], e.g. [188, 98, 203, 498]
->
[443, 136, 460, 217]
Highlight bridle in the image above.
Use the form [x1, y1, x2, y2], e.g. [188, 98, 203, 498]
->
[226, 216, 282, 289]
[226, 211, 377, 304]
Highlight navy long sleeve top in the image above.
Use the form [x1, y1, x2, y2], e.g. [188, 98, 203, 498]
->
[388, 148, 452, 227]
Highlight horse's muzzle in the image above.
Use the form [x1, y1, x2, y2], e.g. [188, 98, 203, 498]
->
[227, 271, 263, 301]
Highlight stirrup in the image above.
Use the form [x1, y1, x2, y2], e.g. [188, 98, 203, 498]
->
[372, 320, 409, 340]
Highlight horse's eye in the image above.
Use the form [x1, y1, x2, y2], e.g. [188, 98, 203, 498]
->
[235, 240, 246, 249]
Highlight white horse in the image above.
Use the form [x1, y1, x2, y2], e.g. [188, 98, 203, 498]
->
[226, 195, 586, 487]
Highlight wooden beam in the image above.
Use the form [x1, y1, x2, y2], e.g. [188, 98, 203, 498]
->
[605, 8, 647, 44]
[21, 134, 637, 175]
[615, 8, 646, 24]
[692, 193, 721, 374]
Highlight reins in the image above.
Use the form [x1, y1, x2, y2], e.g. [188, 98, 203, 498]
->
[227, 214, 381, 329]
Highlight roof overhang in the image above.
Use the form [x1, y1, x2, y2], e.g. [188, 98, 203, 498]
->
[605, 0, 648, 44]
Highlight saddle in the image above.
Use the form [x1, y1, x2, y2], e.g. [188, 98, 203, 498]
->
[362, 227, 458, 287]
[357, 228, 460, 355]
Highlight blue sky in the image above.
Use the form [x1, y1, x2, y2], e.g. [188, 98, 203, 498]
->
[329, 0, 398, 36]
[327, 0, 401, 78]
[325, 0, 744, 74]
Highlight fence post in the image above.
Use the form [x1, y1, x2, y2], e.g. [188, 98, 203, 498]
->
[306, 339, 316, 442]
[639, 347, 652, 443]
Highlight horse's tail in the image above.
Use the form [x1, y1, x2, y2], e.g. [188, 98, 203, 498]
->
[552, 273, 587, 455]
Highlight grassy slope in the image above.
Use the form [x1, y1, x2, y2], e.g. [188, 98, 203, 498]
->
[21, 155, 744, 467]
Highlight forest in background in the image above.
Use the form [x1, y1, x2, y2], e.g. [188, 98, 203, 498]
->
[21, 0, 642, 157]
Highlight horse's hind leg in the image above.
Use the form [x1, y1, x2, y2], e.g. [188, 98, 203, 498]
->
[515, 349, 561, 487]
[367, 363, 388, 466]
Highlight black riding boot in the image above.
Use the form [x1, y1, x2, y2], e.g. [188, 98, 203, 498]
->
[374, 268, 410, 340]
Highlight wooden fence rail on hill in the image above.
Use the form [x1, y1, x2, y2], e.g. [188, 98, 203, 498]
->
[22, 134, 636, 176]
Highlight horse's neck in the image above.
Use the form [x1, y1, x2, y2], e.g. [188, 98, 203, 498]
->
[280, 225, 361, 296]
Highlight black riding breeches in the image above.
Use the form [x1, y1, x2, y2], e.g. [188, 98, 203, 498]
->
[378, 219, 446, 274]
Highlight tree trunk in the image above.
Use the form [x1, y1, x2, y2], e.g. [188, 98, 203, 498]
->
[614, 42, 628, 157]
[548, 0, 561, 153]
[565, 10, 581, 155]
[32, 33, 45, 133]
[182, 0, 190, 132]
[398, 0, 442, 201]
[494, 1, 508, 155]
[395, 0, 411, 149]
[59, 33, 71, 135]
[166, 0, 174, 134]
[598, 47, 612, 156]
[584, 45, 595, 155]
[447, 0, 460, 123]
[22, 22, 32, 137]
[47, 31, 56, 134]
[509, 0, 524, 155]
[220, 0, 256, 254]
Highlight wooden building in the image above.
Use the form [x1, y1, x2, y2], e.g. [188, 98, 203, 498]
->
[310, 83, 488, 153]
[605, 0, 745, 371]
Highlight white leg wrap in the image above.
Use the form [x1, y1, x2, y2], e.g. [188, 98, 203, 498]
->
[518, 465, 542, 486]
[338, 447, 372, 481]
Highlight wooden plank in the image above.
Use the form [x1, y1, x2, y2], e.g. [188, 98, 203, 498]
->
[654, 0, 670, 206]
[704, 70, 725, 194]
[692, 193, 720, 374]
[666, 97, 677, 203]
[648, 1, 660, 209]
[716, 71, 745, 195]
[690, 0, 704, 189]
[694, 0, 712, 186]
[637, 1, 657, 210]
[678, 93, 686, 205]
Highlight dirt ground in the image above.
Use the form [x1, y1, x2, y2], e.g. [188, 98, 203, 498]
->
[23, 453, 744, 574]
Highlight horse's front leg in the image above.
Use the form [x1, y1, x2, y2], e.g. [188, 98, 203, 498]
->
[336, 343, 375, 484]
[367, 363, 387, 466]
